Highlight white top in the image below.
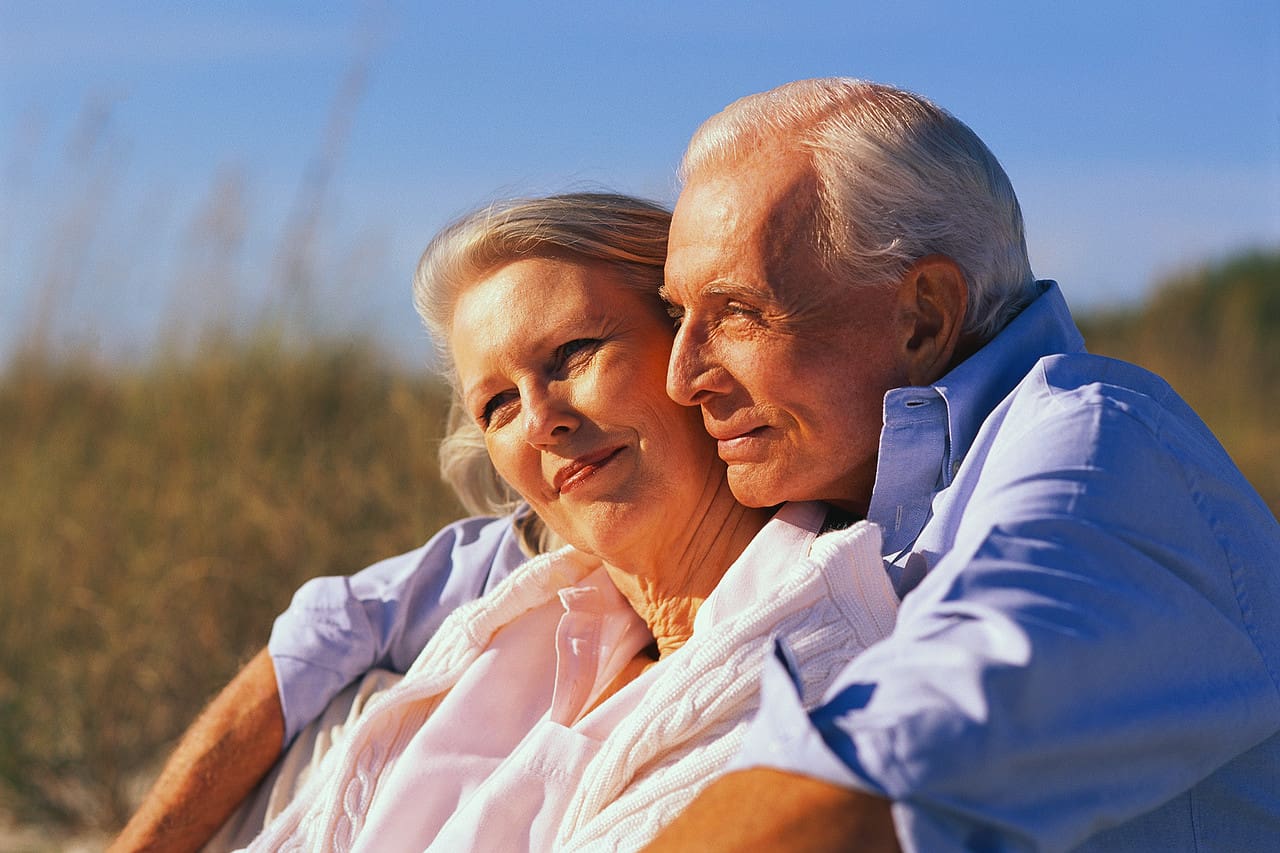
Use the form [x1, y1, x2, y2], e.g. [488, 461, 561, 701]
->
[353, 564, 653, 851]
[245, 502, 898, 852]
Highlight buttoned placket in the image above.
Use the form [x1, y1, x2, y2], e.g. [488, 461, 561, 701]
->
[549, 577, 650, 726]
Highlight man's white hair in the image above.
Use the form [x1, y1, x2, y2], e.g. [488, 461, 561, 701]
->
[681, 78, 1037, 341]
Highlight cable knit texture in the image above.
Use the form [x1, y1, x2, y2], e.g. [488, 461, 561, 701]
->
[243, 505, 897, 852]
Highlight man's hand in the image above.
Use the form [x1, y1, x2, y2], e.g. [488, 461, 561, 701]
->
[109, 648, 285, 853]
[644, 768, 900, 853]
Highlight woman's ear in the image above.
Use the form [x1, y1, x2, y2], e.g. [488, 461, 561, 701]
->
[897, 255, 968, 387]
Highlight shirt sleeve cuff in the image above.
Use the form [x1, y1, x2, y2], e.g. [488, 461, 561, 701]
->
[728, 640, 884, 795]
[268, 575, 378, 746]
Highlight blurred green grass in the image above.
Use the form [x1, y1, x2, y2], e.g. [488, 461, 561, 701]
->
[0, 335, 463, 831]
[1077, 250, 1280, 516]
[0, 250, 1275, 837]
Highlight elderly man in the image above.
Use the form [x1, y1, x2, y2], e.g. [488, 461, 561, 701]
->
[114, 79, 1280, 852]
[649, 78, 1280, 851]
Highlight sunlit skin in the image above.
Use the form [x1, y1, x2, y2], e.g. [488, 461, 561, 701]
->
[663, 147, 909, 514]
[664, 146, 969, 515]
[451, 256, 769, 658]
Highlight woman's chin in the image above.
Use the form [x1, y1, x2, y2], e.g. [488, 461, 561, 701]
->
[556, 501, 654, 563]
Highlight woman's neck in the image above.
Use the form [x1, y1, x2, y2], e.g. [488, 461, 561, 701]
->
[601, 476, 772, 659]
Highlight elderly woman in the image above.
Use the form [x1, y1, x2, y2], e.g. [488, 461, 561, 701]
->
[242, 193, 898, 852]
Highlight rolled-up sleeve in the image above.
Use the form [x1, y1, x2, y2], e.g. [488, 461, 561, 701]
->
[738, 386, 1280, 851]
[730, 641, 876, 789]
[268, 512, 528, 745]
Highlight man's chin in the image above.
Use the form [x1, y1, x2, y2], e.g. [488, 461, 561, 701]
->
[726, 465, 790, 508]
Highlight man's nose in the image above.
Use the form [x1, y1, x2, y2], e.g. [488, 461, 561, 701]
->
[666, 321, 727, 406]
[521, 385, 579, 447]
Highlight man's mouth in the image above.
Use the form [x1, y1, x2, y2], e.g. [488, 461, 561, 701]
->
[709, 423, 771, 458]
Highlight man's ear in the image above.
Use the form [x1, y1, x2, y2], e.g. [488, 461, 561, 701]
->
[897, 255, 968, 387]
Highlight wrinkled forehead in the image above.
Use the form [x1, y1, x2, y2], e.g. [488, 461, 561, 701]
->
[678, 148, 817, 226]
[665, 151, 825, 301]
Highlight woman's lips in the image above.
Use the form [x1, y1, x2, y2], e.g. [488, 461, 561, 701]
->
[554, 446, 624, 495]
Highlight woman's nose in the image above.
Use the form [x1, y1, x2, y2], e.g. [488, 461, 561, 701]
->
[521, 386, 579, 446]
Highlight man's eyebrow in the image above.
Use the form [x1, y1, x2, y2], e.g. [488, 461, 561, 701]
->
[704, 280, 768, 303]
[659, 280, 765, 305]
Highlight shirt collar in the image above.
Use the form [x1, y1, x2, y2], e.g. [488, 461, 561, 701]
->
[934, 281, 1085, 474]
[869, 281, 1083, 564]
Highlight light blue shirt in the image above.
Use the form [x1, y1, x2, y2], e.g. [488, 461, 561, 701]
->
[269, 281, 1280, 850]
[735, 281, 1280, 851]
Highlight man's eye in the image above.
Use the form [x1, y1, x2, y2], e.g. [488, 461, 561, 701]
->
[723, 301, 762, 323]
[665, 303, 685, 329]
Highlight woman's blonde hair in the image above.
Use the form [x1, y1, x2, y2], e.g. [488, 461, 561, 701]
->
[415, 192, 671, 555]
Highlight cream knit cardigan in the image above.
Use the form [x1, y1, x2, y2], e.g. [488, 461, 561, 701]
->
[248, 505, 898, 852]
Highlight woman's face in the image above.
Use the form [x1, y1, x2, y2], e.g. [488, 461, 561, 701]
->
[451, 256, 723, 561]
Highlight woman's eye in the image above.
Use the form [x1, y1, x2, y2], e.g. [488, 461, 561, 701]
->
[480, 392, 518, 428]
[555, 338, 600, 369]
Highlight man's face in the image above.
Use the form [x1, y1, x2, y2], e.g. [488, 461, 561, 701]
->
[663, 149, 911, 513]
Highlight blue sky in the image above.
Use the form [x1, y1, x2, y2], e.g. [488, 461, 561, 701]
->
[2, 1, 1277, 364]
